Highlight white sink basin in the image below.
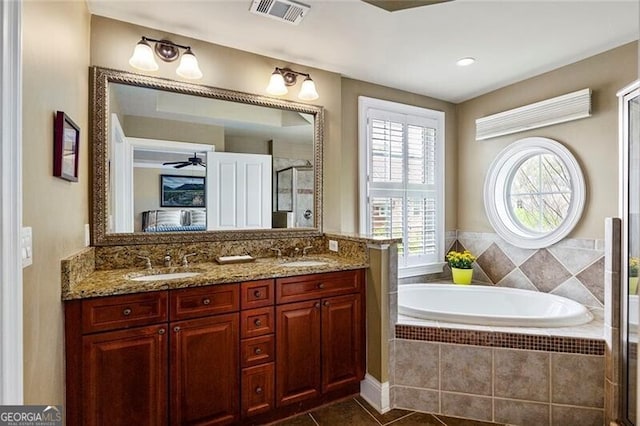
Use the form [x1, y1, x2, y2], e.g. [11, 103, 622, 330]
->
[280, 260, 328, 268]
[128, 272, 202, 282]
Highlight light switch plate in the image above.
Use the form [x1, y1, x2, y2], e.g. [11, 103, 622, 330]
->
[329, 240, 338, 252]
[21, 226, 33, 267]
[84, 224, 91, 247]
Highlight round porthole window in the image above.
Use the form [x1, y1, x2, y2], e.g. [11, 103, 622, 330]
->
[484, 137, 585, 249]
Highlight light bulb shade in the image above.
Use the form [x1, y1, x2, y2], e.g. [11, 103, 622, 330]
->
[298, 77, 319, 101]
[176, 50, 203, 79]
[266, 70, 288, 96]
[129, 40, 159, 71]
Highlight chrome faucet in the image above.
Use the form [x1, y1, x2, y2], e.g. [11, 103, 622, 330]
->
[164, 253, 172, 267]
[137, 255, 152, 270]
[182, 253, 197, 267]
[302, 246, 313, 256]
[270, 248, 282, 258]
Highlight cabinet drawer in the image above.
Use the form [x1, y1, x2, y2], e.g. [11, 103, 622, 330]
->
[241, 334, 274, 368]
[240, 279, 274, 309]
[276, 270, 363, 304]
[170, 284, 239, 321]
[241, 307, 274, 338]
[241, 363, 274, 418]
[81, 292, 168, 333]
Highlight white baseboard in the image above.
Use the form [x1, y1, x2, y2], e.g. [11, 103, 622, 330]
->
[360, 374, 390, 414]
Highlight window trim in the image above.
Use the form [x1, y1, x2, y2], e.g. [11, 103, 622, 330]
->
[483, 137, 585, 249]
[358, 96, 445, 277]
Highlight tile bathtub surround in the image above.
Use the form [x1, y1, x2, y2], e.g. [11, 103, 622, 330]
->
[391, 339, 605, 426]
[454, 232, 605, 308]
[395, 324, 605, 355]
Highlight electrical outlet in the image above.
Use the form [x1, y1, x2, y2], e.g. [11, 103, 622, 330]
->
[329, 240, 338, 252]
[21, 226, 33, 267]
[84, 224, 91, 247]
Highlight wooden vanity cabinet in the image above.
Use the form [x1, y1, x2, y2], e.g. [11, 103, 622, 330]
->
[275, 270, 365, 408]
[169, 283, 241, 425]
[65, 271, 364, 426]
[65, 292, 170, 426]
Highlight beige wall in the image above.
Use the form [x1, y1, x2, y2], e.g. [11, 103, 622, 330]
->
[90, 16, 345, 232]
[457, 42, 639, 239]
[22, 1, 90, 404]
[340, 78, 458, 232]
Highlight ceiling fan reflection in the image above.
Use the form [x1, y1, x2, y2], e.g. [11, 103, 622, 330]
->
[162, 152, 206, 168]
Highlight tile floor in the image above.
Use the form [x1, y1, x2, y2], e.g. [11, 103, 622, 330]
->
[271, 396, 507, 426]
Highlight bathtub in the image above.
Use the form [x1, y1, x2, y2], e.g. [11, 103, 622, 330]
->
[398, 284, 593, 327]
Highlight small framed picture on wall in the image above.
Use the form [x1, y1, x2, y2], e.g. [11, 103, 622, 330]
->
[53, 111, 80, 182]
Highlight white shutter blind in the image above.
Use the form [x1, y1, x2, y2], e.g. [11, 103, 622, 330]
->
[366, 108, 441, 268]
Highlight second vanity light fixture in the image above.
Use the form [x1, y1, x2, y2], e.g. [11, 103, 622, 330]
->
[266, 67, 319, 101]
[129, 36, 203, 80]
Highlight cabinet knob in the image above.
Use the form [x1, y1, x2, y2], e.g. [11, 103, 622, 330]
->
[202, 298, 211, 305]
[253, 290, 262, 298]
[254, 318, 262, 327]
[314, 302, 320, 309]
[122, 308, 132, 316]
[255, 386, 263, 394]
[173, 326, 181, 333]
[323, 300, 330, 307]
[317, 282, 325, 289]
[158, 328, 166, 335]
[254, 347, 263, 355]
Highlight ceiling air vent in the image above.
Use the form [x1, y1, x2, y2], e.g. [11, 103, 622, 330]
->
[250, 0, 310, 25]
[475, 88, 592, 141]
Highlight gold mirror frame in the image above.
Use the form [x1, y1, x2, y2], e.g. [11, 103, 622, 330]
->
[90, 67, 324, 246]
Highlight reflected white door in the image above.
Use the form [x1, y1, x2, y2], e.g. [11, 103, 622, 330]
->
[206, 152, 272, 229]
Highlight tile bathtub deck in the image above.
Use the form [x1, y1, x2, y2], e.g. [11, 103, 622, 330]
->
[271, 396, 507, 426]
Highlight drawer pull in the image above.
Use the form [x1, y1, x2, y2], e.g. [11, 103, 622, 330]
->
[202, 298, 211, 305]
[253, 290, 262, 298]
[255, 386, 263, 394]
[122, 308, 132, 316]
[254, 318, 262, 327]
[314, 302, 320, 309]
[158, 328, 166, 335]
[254, 347, 263, 355]
[323, 300, 330, 307]
[173, 326, 181, 333]
[317, 282, 325, 289]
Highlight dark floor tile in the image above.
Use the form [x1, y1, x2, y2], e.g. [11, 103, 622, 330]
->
[354, 395, 414, 425]
[310, 398, 379, 425]
[435, 415, 505, 426]
[271, 412, 318, 426]
[387, 412, 444, 425]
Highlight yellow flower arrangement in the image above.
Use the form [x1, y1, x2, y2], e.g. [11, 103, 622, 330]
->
[630, 257, 639, 277]
[446, 250, 476, 270]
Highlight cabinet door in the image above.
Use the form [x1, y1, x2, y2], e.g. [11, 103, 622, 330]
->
[171, 313, 239, 426]
[276, 300, 321, 407]
[82, 324, 168, 426]
[241, 363, 275, 418]
[321, 294, 364, 393]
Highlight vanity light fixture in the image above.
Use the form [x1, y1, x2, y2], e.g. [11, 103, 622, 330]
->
[266, 67, 319, 101]
[129, 36, 203, 80]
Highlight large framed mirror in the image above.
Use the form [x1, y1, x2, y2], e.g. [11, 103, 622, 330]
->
[90, 67, 324, 245]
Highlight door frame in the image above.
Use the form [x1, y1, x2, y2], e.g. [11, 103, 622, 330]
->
[0, 0, 24, 404]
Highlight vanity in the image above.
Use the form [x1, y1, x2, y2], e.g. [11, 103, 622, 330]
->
[64, 257, 367, 426]
[62, 66, 388, 425]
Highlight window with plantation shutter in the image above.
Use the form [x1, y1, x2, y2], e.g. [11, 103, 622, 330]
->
[358, 97, 445, 277]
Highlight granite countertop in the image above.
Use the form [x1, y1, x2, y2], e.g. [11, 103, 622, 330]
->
[62, 253, 368, 301]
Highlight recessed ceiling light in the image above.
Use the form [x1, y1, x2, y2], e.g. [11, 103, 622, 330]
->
[456, 57, 476, 67]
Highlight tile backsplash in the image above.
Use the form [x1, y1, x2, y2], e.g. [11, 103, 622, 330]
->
[403, 231, 604, 308]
